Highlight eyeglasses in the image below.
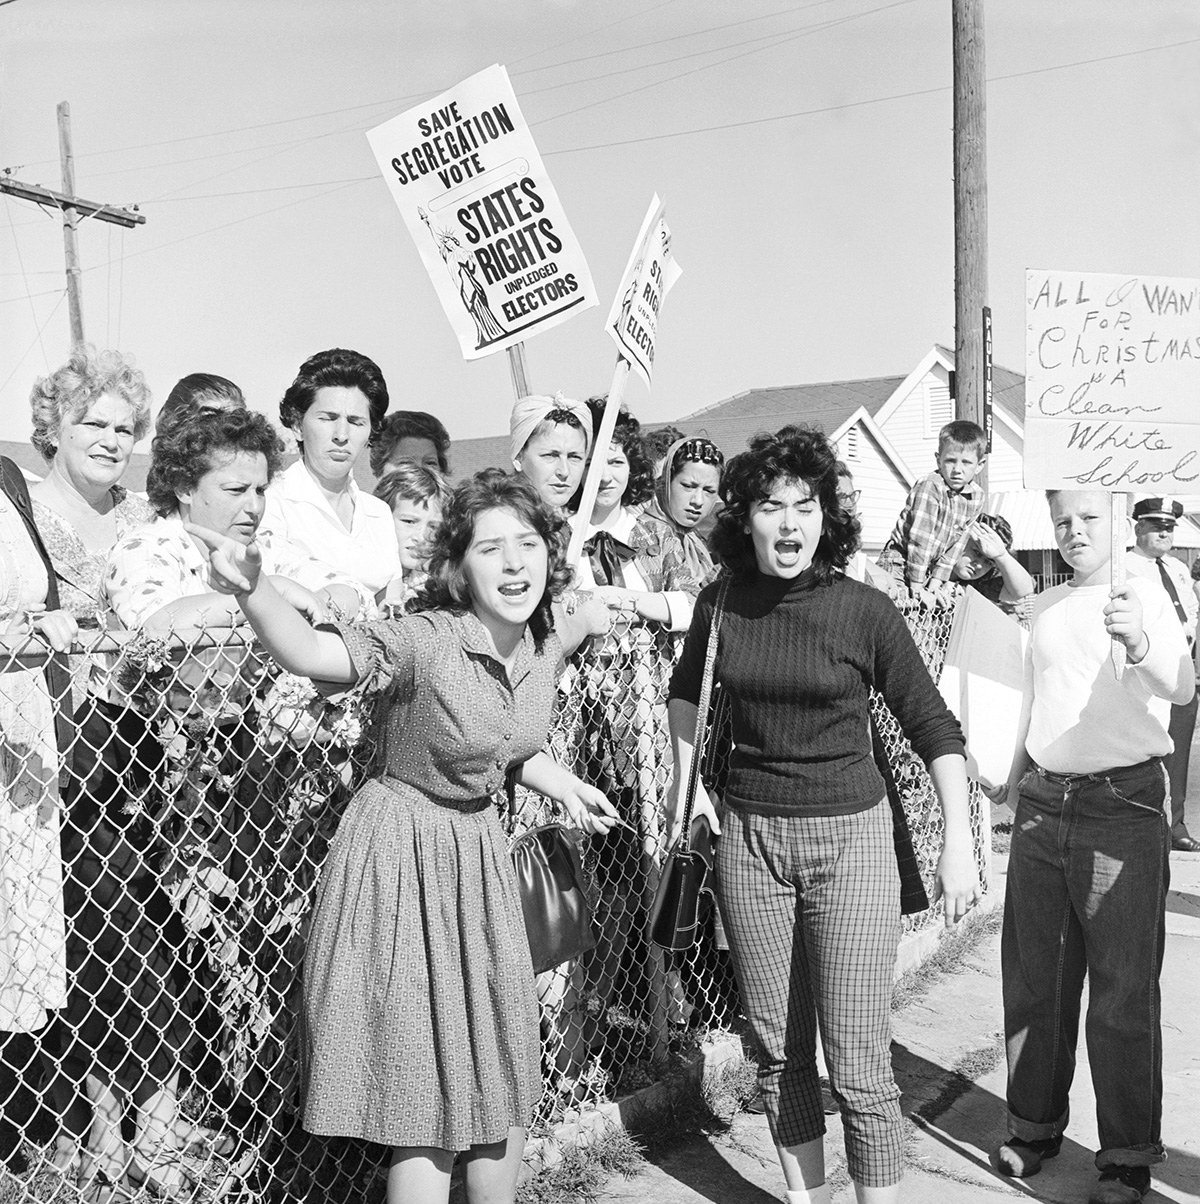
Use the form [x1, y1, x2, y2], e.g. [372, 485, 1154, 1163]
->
[837, 489, 862, 505]
[674, 439, 724, 467]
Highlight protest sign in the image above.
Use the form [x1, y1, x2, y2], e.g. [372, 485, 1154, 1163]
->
[1024, 269, 1200, 491]
[605, 194, 682, 391]
[566, 196, 682, 566]
[937, 587, 1027, 790]
[367, 65, 597, 361]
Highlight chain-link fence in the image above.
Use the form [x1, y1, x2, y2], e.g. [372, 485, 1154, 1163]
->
[1, 592, 988, 1202]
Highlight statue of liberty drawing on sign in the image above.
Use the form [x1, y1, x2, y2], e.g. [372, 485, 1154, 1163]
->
[418, 208, 506, 350]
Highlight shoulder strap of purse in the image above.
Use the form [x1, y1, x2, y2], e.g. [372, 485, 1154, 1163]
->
[677, 576, 729, 851]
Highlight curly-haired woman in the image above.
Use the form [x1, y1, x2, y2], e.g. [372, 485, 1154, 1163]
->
[190, 470, 618, 1204]
[262, 348, 400, 596]
[54, 410, 365, 1198]
[665, 425, 979, 1204]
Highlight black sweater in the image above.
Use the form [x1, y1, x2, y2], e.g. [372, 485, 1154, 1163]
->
[669, 568, 965, 816]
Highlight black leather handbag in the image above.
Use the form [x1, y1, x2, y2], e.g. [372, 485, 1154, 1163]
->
[510, 822, 596, 974]
[650, 578, 728, 951]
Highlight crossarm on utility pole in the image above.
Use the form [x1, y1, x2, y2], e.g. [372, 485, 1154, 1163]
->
[0, 176, 145, 228]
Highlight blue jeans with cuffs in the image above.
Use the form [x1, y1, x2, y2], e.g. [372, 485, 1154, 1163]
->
[1002, 757, 1169, 1168]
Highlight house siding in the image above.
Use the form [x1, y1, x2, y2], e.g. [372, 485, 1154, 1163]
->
[835, 424, 909, 555]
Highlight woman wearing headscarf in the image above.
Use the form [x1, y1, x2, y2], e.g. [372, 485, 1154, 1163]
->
[644, 436, 724, 588]
[509, 394, 592, 514]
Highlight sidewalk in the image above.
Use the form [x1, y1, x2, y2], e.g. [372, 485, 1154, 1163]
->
[596, 772, 1200, 1203]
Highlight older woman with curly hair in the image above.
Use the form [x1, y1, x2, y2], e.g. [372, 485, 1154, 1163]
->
[665, 425, 979, 1204]
[190, 470, 618, 1204]
[261, 347, 400, 596]
[29, 346, 155, 626]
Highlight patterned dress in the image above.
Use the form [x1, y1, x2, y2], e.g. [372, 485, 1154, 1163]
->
[32, 486, 155, 708]
[0, 494, 66, 1034]
[302, 609, 559, 1150]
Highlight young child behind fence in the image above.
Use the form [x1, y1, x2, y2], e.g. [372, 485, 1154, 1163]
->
[876, 419, 987, 606]
[375, 463, 450, 616]
[995, 489, 1194, 1204]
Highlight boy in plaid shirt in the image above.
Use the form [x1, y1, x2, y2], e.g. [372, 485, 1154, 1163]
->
[876, 419, 986, 606]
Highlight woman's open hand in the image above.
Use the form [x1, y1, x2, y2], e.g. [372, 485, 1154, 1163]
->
[187, 523, 262, 596]
[560, 780, 620, 836]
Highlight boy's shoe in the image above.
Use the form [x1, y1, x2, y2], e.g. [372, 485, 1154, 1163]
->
[995, 1135, 1062, 1178]
[1088, 1165, 1151, 1203]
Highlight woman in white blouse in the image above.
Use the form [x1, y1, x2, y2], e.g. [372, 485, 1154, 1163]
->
[56, 410, 363, 1198]
[260, 348, 401, 598]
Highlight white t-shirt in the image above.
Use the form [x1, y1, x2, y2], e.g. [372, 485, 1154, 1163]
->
[1025, 576, 1194, 774]
[261, 459, 400, 596]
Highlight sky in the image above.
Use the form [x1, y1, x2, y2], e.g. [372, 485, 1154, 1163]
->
[2, 0, 1198, 452]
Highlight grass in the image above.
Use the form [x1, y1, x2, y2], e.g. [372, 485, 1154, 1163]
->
[516, 1125, 645, 1204]
[992, 819, 1013, 856]
[891, 905, 1003, 1013]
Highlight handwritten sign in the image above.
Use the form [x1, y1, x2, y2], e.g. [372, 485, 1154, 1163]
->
[367, 65, 597, 361]
[605, 195, 681, 391]
[1024, 269, 1200, 490]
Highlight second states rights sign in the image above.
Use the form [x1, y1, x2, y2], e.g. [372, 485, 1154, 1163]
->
[367, 65, 597, 360]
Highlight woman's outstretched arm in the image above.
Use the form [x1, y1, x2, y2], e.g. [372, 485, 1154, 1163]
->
[189, 524, 356, 683]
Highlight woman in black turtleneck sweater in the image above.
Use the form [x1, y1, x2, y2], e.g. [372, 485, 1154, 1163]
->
[666, 425, 979, 1204]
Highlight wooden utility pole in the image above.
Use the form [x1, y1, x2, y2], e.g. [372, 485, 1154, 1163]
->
[952, 0, 987, 440]
[57, 102, 85, 346]
[0, 102, 145, 348]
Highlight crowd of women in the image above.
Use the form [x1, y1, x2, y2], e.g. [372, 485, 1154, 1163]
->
[0, 342, 990, 1204]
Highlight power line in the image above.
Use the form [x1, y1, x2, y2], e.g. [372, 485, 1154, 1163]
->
[0, 291, 65, 393]
[6, 0, 810, 169]
[3, 195, 52, 368]
[4, 27, 1195, 295]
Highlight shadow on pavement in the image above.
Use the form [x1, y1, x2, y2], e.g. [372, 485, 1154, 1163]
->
[639, 1134, 781, 1204]
[893, 1041, 1200, 1201]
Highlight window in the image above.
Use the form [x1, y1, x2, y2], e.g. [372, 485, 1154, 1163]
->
[923, 382, 953, 438]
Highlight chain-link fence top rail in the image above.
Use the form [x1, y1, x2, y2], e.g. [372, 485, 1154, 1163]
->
[1, 592, 989, 1203]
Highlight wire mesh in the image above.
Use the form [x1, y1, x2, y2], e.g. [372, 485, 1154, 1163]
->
[1, 591, 989, 1202]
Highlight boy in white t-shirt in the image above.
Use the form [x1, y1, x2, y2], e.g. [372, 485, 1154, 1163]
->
[995, 490, 1194, 1204]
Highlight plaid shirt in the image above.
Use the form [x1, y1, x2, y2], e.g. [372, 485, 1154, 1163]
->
[876, 471, 984, 587]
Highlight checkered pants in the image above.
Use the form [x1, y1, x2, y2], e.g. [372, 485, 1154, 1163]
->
[716, 800, 904, 1187]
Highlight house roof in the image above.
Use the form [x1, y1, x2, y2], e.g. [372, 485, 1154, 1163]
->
[672, 376, 909, 456]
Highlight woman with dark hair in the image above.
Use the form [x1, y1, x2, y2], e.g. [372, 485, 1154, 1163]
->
[370, 410, 452, 478]
[572, 403, 700, 627]
[509, 393, 592, 513]
[154, 372, 245, 441]
[666, 425, 979, 1204]
[53, 410, 365, 1198]
[190, 470, 618, 1204]
[644, 436, 724, 587]
[261, 348, 400, 595]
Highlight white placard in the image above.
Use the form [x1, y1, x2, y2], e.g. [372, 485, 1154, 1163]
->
[367, 65, 597, 360]
[1024, 269, 1200, 490]
[604, 194, 682, 391]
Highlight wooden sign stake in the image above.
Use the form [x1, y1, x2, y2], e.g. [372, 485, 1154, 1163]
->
[1111, 492, 1126, 679]
[565, 358, 632, 567]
